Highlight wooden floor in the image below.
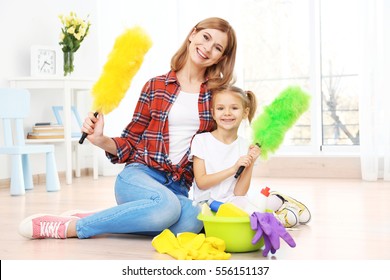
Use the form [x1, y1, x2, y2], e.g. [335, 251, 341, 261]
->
[1, 175, 390, 260]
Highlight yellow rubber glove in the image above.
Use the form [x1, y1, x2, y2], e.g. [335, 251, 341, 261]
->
[197, 238, 231, 260]
[166, 248, 192, 260]
[177, 232, 205, 250]
[151, 228, 180, 254]
[205, 236, 226, 252]
[152, 229, 231, 260]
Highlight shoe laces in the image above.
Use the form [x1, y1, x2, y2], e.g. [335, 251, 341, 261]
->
[39, 220, 64, 238]
[283, 202, 303, 215]
[273, 212, 287, 226]
[274, 207, 298, 228]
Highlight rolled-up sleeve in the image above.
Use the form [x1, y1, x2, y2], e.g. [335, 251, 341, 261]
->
[105, 81, 151, 164]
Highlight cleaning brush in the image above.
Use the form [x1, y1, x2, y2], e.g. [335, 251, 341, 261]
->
[235, 86, 311, 178]
[79, 26, 152, 144]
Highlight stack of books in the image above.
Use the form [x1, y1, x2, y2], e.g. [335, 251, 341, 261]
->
[27, 123, 65, 139]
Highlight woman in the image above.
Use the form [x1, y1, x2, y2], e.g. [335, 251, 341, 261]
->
[19, 17, 238, 239]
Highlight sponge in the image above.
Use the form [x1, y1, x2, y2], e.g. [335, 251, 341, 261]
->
[215, 203, 249, 217]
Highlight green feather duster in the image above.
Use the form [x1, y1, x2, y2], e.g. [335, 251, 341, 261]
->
[252, 86, 311, 159]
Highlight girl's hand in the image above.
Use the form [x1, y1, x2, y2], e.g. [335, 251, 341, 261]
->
[234, 155, 254, 169]
[248, 144, 261, 161]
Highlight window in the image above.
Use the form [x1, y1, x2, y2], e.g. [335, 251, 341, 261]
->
[320, 0, 359, 146]
[241, 0, 359, 153]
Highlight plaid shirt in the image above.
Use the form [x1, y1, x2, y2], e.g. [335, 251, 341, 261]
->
[106, 70, 215, 189]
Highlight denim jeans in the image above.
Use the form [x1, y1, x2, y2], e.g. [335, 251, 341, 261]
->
[76, 163, 203, 238]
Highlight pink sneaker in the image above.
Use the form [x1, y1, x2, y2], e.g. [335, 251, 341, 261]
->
[60, 209, 99, 219]
[18, 214, 78, 239]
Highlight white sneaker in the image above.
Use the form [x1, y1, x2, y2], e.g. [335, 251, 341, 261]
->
[274, 206, 299, 228]
[270, 191, 311, 224]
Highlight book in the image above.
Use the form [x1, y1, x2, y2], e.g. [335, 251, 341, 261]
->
[32, 124, 64, 134]
[27, 132, 64, 139]
[34, 122, 53, 126]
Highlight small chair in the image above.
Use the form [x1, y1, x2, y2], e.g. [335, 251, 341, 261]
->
[0, 88, 60, 195]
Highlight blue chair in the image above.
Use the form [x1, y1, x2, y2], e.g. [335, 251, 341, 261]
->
[0, 88, 60, 195]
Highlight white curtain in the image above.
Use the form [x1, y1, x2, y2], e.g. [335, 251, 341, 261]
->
[359, 0, 390, 181]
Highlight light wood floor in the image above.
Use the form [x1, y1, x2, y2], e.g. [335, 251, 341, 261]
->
[1, 175, 389, 260]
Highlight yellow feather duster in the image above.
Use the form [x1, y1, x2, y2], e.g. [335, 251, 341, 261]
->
[79, 26, 152, 144]
[92, 26, 153, 114]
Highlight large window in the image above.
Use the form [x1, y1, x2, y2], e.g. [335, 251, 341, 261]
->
[241, 0, 359, 152]
[320, 0, 359, 146]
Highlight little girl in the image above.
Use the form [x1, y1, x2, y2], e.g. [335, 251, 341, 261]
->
[189, 85, 311, 227]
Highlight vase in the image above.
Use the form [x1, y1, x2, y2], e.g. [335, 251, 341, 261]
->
[63, 51, 75, 76]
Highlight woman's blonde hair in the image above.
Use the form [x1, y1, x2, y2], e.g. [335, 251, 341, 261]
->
[171, 17, 237, 91]
[212, 85, 257, 123]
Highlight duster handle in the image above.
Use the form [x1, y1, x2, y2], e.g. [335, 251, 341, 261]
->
[234, 143, 261, 178]
[234, 166, 245, 179]
[79, 112, 98, 144]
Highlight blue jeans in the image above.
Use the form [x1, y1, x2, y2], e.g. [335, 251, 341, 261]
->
[76, 163, 203, 238]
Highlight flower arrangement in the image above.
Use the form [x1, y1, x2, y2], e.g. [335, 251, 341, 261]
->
[58, 12, 91, 75]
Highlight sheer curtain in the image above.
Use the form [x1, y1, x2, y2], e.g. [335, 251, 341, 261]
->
[359, 0, 390, 181]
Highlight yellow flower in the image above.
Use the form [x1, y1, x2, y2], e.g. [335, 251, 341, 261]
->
[79, 27, 87, 37]
[65, 15, 73, 26]
[67, 26, 75, 34]
[59, 11, 91, 53]
[74, 32, 82, 40]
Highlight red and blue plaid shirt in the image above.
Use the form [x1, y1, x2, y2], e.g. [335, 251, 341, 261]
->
[106, 70, 215, 189]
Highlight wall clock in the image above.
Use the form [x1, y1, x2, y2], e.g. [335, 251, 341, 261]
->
[30, 45, 60, 76]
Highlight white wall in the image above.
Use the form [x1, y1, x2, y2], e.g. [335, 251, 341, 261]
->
[2, 0, 378, 181]
[0, 0, 99, 179]
[0, 0, 99, 85]
[95, 0, 179, 175]
[0, 0, 241, 179]
[96, 0, 242, 175]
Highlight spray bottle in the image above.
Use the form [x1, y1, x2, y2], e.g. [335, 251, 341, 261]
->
[252, 186, 271, 212]
[227, 187, 271, 215]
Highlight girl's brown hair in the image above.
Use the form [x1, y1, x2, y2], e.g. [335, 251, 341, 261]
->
[171, 17, 237, 91]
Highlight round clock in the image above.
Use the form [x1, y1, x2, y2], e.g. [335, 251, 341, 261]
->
[30, 45, 60, 76]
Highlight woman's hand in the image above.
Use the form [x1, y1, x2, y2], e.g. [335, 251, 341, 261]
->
[81, 112, 105, 145]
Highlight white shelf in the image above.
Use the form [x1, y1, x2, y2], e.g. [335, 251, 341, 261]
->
[25, 137, 81, 144]
[9, 77, 96, 184]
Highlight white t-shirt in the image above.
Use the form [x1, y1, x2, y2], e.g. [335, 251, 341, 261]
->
[189, 132, 250, 202]
[168, 91, 200, 164]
